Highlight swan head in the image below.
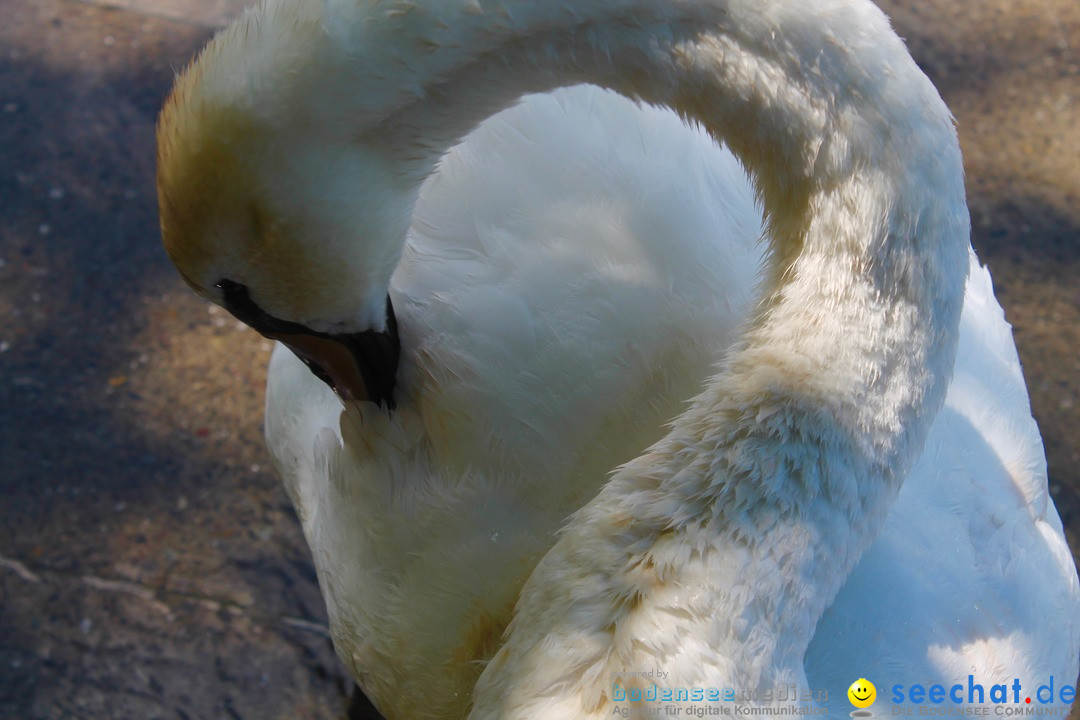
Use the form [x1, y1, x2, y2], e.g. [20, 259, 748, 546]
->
[155, 25, 415, 408]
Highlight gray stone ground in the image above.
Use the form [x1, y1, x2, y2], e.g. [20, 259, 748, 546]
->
[0, 0, 1077, 718]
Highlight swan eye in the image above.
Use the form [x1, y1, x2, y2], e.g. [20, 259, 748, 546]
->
[215, 278, 300, 336]
[215, 278, 262, 326]
[213, 277, 334, 338]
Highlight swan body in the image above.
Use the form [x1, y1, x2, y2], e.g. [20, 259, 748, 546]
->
[156, 0, 1080, 718]
[264, 86, 764, 717]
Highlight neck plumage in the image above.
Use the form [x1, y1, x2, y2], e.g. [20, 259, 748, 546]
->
[236, 0, 970, 714]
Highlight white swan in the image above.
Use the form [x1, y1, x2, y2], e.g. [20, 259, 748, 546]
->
[155, 1, 1080, 718]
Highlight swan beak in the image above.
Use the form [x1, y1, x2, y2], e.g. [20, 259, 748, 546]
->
[271, 314, 400, 409]
[216, 280, 400, 408]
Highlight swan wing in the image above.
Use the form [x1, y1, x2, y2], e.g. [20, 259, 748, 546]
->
[807, 250, 1080, 713]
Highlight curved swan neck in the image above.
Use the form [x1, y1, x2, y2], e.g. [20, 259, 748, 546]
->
[310, 0, 970, 391]
[327, 0, 972, 499]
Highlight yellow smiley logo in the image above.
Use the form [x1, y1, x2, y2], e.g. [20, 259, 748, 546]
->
[848, 678, 876, 708]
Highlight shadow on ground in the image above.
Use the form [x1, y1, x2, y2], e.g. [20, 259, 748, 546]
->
[0, 1, 349, 717]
